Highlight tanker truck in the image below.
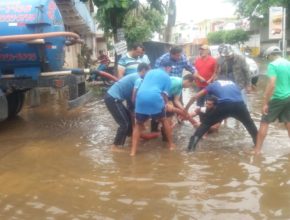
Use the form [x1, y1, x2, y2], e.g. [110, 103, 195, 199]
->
[0, 0, 100, 121]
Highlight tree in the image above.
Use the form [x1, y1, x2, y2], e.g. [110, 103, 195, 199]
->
[93, 0, 166, 44]
[93, 0, 135, 42]
[207, 29, 249, 45]
[123, 4, 165, 45]
[231, 0, 290, 27]
[224, 29, 249, 44]
[207, 31, 226, 45]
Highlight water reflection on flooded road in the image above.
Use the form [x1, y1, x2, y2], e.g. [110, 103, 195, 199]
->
[0, 78, 289, 220]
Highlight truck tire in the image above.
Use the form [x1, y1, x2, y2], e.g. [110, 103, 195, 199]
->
[6, 92, 25, 118]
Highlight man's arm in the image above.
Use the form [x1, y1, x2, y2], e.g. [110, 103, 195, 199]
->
[117, 66, 125, 79]
[173, 95, 184, 110]
[183, 56, 195, 74]
[262, 76, 276, 114]
[185, 89, 207, 111]
[207, 59, 218, 84]
[155, 56, 162, 68]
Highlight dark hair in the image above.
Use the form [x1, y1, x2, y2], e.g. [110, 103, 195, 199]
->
[183, 74, 194, 82]
[170, 46, 182, 55]
[129, 43, 143, 50]
[137, 63, 150, 72]
[206, 95, 218, 105]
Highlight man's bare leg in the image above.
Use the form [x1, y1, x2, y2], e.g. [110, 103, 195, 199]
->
[285, 122, 290, 137]
[130, 123, 143, 156]
[161, 118, 175, 150]
[253, 122, 269, 155]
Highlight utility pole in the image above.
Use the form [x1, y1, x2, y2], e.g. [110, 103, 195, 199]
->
[282, 7, 287, 57]
[164, 0, 176, 43]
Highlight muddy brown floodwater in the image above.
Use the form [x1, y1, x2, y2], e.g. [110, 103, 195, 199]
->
[0, 75, 289, 220]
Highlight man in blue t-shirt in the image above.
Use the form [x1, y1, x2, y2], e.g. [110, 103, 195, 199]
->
[185, 80, 258, 151]
[131, 61, 176, 156]
[104, 63, 150, 150]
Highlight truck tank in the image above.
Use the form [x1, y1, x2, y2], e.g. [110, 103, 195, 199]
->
[0, 0, 68, 77]
[0, 0, 92, 121]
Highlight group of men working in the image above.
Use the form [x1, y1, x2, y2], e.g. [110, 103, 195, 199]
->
[104, 43, 290, 156]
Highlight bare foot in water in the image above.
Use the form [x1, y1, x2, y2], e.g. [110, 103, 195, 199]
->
[244, 147, 262, 155]
[111, 145, 126, 152]
[167, 143, 176, 150]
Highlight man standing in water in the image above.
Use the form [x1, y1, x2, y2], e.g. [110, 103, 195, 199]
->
[155, 46, 196, 78]
[194, 44, 217, 107]
[217, 44, 251, 105]
[104, 63, 150, 150]
[131, 61, 175, 156]
[185, 80, 258, 151]
[253, 46, 290, 155]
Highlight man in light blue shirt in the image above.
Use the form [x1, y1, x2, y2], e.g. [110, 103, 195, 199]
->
[105, 63, 150, 150]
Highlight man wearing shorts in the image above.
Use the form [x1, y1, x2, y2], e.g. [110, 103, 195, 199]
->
[131, 61, 175, 156]
[253, 46, 290, 155]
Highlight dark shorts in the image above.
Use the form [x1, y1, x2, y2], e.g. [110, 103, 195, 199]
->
[136, 109, 166, 124]
[166, 111, 175, 118]
[262, 96, 290, 123]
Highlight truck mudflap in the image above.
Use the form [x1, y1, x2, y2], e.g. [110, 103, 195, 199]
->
[68, 89, 93, 109]
[0, 89, 8, 121]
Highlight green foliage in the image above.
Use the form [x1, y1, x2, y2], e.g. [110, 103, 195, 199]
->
[207, 31, 226, 45]
[94, 0, 134, 37]
[124, 8, 164, 44]
[93, 0, 165, 43]
[207, 29, 249, 45]
[224, 29, 249, 44]
[231, 0, 290, 26]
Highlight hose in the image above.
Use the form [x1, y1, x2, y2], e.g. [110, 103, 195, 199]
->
[0, 32, 80, 43]
[96, 70, 118, 82]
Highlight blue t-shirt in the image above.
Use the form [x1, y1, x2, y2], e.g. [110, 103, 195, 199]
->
[135, 68, 171, 114]
[205, 80, 243, 103]
[118, 53, 141, 76]
[107, 73, 140, 102]
[134, 77, 143, 89]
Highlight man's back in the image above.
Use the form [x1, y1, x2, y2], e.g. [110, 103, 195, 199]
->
[268, 57, 290, 100]
[108, 73, 139, 101]
[136, 68, 171, 114]
[205, 80, 244, 104]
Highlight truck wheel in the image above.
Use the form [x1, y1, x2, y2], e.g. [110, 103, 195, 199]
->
[7, 92, 25, 118]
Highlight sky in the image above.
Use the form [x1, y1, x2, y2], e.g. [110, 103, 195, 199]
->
[175, 0, 237, 23]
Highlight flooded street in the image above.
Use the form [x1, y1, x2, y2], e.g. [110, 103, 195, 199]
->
[0, 76, 289, 220]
